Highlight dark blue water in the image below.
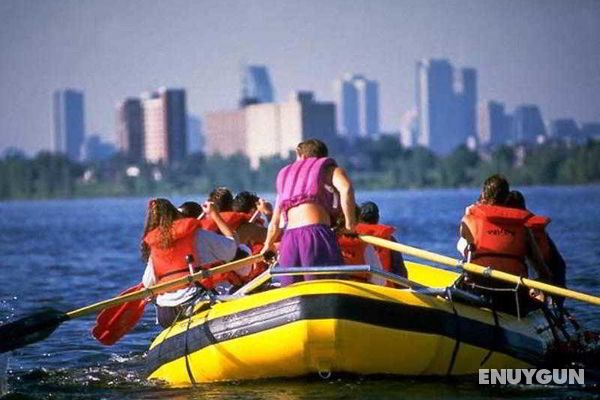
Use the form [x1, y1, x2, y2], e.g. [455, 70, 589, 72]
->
[1, 186, 599, 399]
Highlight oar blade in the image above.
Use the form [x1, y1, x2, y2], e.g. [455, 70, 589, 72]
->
[91, 283, 147, 346]
[0, 308, 69, 353]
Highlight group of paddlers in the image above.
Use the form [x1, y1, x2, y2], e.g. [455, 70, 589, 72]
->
[140, 138, 566, 327]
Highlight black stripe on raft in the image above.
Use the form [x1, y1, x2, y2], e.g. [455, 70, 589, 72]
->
[146, 293, 545, 376]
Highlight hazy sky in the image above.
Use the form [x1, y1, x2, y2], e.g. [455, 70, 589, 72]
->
[1, 0, 599, 154]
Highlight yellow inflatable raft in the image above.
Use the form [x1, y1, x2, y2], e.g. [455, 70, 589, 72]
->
[147, 261, 556, 386]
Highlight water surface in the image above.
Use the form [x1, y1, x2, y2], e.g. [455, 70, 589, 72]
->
[1, 186, 599, 399]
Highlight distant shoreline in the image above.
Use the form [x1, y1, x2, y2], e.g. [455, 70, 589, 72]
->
[1, 182, 598, 204]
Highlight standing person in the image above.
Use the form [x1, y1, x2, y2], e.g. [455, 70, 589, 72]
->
[141, 198, 238, 328]
[261, 139, 356, 285]
[356, 201, 407, 280]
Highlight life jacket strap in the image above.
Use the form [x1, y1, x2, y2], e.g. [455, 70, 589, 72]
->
[156, 267, 191, 281]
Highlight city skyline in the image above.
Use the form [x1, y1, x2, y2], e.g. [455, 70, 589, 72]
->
[1, 0, 599, 154]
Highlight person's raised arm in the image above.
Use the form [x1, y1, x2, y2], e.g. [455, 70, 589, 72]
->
[332, 166, 356, 231]
[256, 198, 273, 222]
[202, 201, 239, 245]
[261, 206, 282, 255]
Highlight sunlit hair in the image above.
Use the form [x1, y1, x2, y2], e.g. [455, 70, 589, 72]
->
[296, 138, 328, 158]
[480, 174, 510, 205]
[208, 186, 233, 212]
[505, 190, 527, 210]
[140, 198, 181, 262]
[232, 191, 259, 213]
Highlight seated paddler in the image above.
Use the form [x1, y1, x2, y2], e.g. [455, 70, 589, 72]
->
[505, 190, 567, 308]
[141, 198, 239, 328]
[261, 138, 356, 285]
[457, 175, 552, 314]
[357, 201, 407, 280]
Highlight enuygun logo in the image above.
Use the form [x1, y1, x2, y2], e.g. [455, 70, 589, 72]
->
[479, 369, 585, 385]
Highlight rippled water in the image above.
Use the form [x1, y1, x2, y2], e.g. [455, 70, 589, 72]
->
[1, 186, 599, 399]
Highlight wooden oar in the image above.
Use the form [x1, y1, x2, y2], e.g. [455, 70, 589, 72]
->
[359, 235, 600, 306]
[0, 254, 264, 353]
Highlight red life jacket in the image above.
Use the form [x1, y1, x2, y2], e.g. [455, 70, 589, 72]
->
[337, 234, 367, 266]
[336, 234, 369, 282]
[144, 218, 201, 286]
[243, 243, 268, 282]
[200, 211, 252, 233]
[525, 215, 552, 262]
[462, 204, 530, 277]
[355, 223, 396, 272]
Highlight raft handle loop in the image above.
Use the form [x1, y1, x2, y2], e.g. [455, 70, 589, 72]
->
[318, 370, 332, 380]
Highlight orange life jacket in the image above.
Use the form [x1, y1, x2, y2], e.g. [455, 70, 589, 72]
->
[462, 204, 530, 277]
[144, 218, 201, 286]
[335, 234, 369, 283]
[243, 243, 268, 282]
[199, 211, 253, 233]
[337, 234, 367, 266]
[525, 215, 552, 262]
[355, 223, 396, 272]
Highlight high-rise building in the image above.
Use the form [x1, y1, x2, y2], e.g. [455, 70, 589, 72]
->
[333, 74, 379, 138]
[142, 88, 187, 164]
[240, 65, 275, 107]
[416, 59, 477, 154]
[52, 89, 85, 161]
[205, 91, 336, 169]
[549, 119, 579, 139]
[333, 77, 358, 137]
[478, 101, 512, 146]
[246, 91, 336, 168]
[456, 68, 477, 140]
[116, 98, 144, 161]
[416, 59, 455, 153]
[512, 105, 545, 143]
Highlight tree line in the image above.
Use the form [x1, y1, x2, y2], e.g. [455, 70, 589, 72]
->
[1, 138, 599, 200]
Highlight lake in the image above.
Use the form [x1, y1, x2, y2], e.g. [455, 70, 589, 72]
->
[1, 186, 599, 399]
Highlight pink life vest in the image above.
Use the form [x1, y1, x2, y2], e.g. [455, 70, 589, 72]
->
[276, 157, 339, 218]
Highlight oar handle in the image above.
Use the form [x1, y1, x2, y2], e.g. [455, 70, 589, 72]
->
[249, 210, 260, 224]
[359, 235, 600, 306]
[66, 254, 264, 319]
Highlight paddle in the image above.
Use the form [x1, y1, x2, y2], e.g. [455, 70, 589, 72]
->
[91, 282, 147, 346]
[359, 235, 600, 306]
[0, 254, 264, 353]
[92, 254, 199, 345]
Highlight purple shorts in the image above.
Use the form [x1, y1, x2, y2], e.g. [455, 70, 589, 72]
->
[277, 223, 343, 286]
